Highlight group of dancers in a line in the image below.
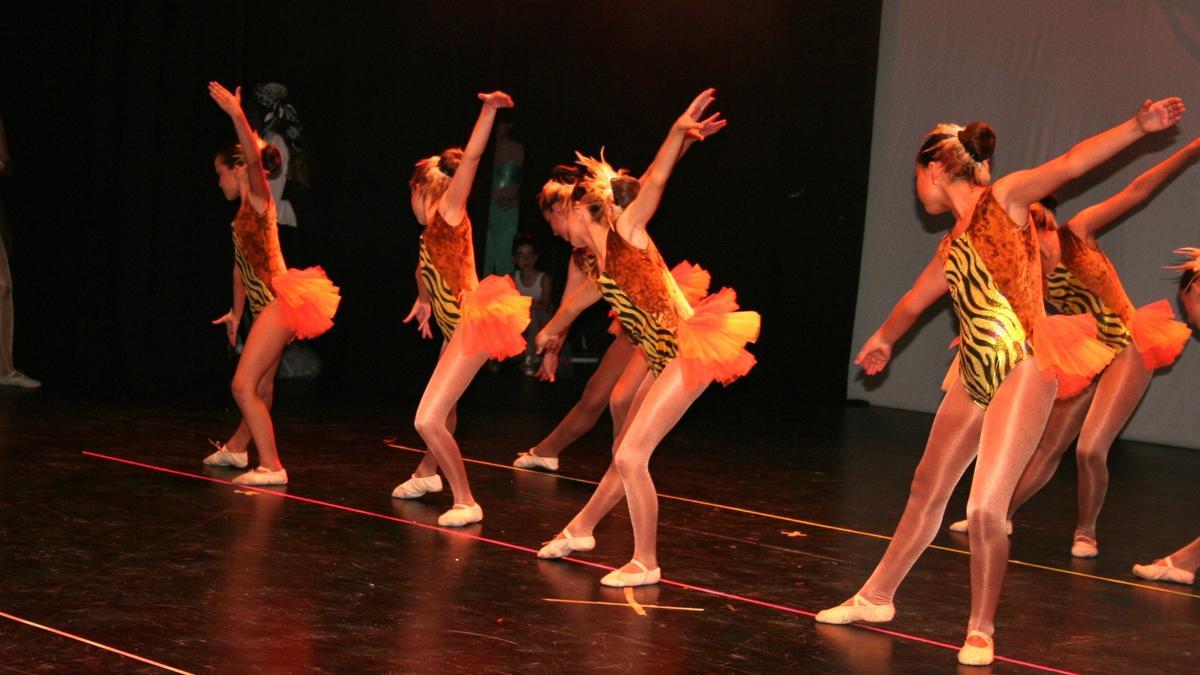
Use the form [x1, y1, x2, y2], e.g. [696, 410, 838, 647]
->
[197, 81, 1196, 666]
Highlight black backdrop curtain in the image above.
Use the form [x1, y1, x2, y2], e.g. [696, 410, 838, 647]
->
[0, 1, 880, 406]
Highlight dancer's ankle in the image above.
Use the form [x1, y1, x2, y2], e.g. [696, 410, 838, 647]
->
[531, 446, 561, 460]
[624, 557, 657, 572]
[852, 589, 892, 607]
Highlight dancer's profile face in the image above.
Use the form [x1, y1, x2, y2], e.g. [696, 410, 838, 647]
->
[214, 157, 241, 201]
[543, 204, 569, 241]
[410, 188, 428, 225]
[915, 163, 948, 215]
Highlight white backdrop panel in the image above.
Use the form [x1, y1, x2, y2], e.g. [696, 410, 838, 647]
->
[850, 1, 1200, 449]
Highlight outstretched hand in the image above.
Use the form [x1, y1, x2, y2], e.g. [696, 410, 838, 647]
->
[676, 88, 726, 141]
[855, 333, 893, 376]
[208, 82, 244, 117]
[212, 311, 241, 347]
[478, 91, 515, 109]
[1135, 97, 1185, 134]
[403, 298, 433, 339]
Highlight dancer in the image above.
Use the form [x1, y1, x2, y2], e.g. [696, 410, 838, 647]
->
[202, 82, 341, 485]
[815, 98, 1183, 667]
[1131, 248, 1199, 586]
[946, 140, 1198, 557]
[535, 88, 759, 588]
[392, 91, 531, 527]
[513, 167, 710, 472]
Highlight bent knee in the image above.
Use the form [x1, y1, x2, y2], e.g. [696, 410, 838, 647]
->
[965, 502, 1007, 532]
[230, 376, 258, 403]
[413, 411, 444, 438]
[1075, 441, 1110, 466]
[613, 449, 648, 476]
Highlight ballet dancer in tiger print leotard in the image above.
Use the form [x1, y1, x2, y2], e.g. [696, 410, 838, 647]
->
[533, 89, 759, 589]
[946, 138, 1198, 558]
[391, 91, 531, 528]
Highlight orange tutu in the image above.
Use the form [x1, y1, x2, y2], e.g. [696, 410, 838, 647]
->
[608, 260, 713, 336]
[1128, 299, 1191, 370]
[271, 267, 341, 340]
[1031, 313, 1115, 400]
[676, 287, 760, 388]
[671, 260, 712, 305]
[456, 275, 531, 360]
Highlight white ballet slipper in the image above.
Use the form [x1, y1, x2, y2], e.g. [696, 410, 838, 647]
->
[232, 467, 288, 486]
[1071, 535, 1099, 559]
[391, 474, 443, 499]
[814, 593, 896, 624]
[513, 450, 560, 472]
[957, 630, 994, 666]
[1132, 556, 1195, 585]
[203, 440, 248, 468]
[600, 559, 660, 588]
[437, 503, 483, 527]
[537, 528, 595, 559]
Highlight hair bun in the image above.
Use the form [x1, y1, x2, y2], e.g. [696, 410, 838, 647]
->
[610, 175, 640, 209]
[260, 144, 283, 179]
[438, 152, 459, 177]
[958, 122, 996, 163]
[552, 164, 580, 184]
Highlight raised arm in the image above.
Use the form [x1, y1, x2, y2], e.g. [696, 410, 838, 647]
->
[637, 113, 727, 184]
[996, 97, 1185, 216]
[439, 91, 514, 226]
[856, 252, 949, 375]
[620, 89, 725, 241]
[1068, 136, 1200, 242]
[209, 82, 272, 211]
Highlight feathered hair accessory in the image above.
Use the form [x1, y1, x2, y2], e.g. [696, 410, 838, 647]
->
[574, 149, 628, 204]
[1165, 247, 1200, 274]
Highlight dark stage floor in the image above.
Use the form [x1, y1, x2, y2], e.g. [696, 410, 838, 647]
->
[1, 372, 1197, 674]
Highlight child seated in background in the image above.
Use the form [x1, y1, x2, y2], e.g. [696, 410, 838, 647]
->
[512, 233, 552, 375]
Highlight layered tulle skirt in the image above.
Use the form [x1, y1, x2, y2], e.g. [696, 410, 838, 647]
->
[676, 287, 761, 388]
[271, 267, 342, 340]
[1127, 299, 1191, 370]
[455, 275, 532, 360]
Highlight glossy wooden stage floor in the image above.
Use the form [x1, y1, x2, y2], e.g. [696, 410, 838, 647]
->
[1, 374, 1196, 673]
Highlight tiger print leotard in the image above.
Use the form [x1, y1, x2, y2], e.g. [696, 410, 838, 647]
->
[232, 200, 284, 316]
[940, 189, 1044, 408]
[584, 229, 694, 376]
[418, 210, 478, 340]
[1044, 227, 1134, 352]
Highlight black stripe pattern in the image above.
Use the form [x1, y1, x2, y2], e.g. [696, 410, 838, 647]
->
[232, 230, 274, 316]
[945, 234, 1032, 408]
[1045, 264, 1131, 352]
[594, 270, 677, 376]
[419, 239, 462, 340]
